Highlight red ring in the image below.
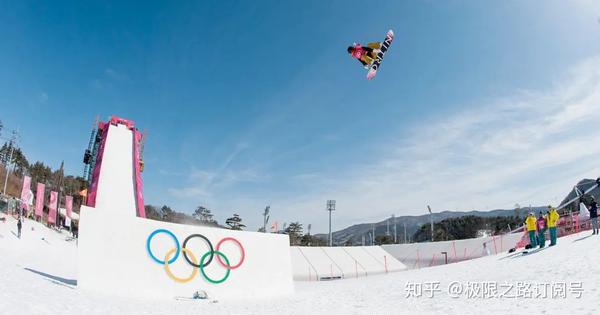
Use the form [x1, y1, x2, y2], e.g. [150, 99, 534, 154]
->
[216, 237, 245, 270]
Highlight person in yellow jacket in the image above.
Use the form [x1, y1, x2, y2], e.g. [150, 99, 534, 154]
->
[525, 212, 537, 248]
[547, 206, 560, 246]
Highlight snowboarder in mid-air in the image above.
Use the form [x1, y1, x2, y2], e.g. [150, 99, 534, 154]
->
[347, 42, 383, 69]
[347, 29, 394, 80]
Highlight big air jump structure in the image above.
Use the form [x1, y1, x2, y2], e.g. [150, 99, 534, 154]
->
[77, 116, 294, 300]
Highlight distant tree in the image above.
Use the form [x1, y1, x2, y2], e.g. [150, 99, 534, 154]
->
[0, 143, 29, 176]
[62, 175, 87, 210]
[375, 235, 394, 245]
[310, 236, 328, 246]
[161, 205, 175, 221]
[300, 234, 312, 246]
[514, 204, 521, 219]
[285, 222, 303, 245]
[145, 205, 163, 221]
[225, 214, 246, 230]
[411, 215, 524, 242]
[193, 206, 215, 223]
[343, 238, 354, 246]
[28, 161, 53, 186]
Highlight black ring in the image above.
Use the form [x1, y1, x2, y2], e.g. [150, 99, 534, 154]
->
[182, 234, 214, 268]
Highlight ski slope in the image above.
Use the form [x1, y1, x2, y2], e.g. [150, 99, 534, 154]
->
[1, 215, 597, 314]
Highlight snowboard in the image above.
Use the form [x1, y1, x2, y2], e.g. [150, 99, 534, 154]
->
[366, 30, 394, 80]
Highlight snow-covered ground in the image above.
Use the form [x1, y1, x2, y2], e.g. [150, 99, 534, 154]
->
[0, 215, 597, 315]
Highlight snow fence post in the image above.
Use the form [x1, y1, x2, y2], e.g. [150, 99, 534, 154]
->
[452, 241, 457, 263]
[384, 255, 388, 273]
[492, 235, 498, 255]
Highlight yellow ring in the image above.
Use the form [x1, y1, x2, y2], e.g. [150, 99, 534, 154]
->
[164, 247, 198, 283]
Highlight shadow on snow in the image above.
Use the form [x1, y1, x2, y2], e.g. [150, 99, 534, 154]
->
[24, 267, 77, 288]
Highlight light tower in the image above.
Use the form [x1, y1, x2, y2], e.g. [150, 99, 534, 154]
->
[262, 205, 270, 233]
[386, 217, 390, 236]
[393, 214, 397, 243]
[427, 205, 434, 242]
[327, 200, 336, 246]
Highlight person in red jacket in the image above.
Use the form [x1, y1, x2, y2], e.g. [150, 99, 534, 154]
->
[536, 212, 547, 248]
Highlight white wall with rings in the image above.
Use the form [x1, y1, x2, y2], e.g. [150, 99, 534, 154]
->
[78, 207, 294, 300]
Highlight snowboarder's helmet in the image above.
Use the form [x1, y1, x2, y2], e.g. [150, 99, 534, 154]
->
[347, 46, 354, 54]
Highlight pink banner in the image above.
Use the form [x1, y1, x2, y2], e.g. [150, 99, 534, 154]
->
[48, 191, 58, 224]
[20, 176, 32, 212]
[35, 183, 45, 217]
[65, 195, 73, 219]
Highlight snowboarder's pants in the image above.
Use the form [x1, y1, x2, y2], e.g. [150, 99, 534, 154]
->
[549, 227, 557, 245]
[591, 217, 598, 231]
[538, 229, 546, 248]
[528, 230, 537, 247]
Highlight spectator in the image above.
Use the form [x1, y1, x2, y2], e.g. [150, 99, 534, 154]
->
[16, 217, 22, 239]
[536, 212, 547, 248]
[589, 197, 598, 235]
[525, 212, 537, 248]
[547, 206, 559, 246]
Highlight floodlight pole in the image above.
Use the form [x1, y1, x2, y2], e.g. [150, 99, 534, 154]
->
[428, 205, 434, 242]
[386, 217, 390, 236]
[372, 223, 375, 245]
[327, 200, 336, 246]
[393, 214, 397, 243]
[262, 205, 270, 233]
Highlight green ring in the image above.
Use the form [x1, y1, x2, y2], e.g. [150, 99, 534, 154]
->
[199, 250, 230, 284]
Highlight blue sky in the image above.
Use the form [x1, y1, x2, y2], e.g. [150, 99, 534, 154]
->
[1, 1, 600, 232]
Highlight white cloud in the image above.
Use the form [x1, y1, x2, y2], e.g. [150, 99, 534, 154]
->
[167, 143, 262, 201]
[167, 187, 210, 198]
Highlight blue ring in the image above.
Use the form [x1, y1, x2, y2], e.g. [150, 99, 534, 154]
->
[147, 229, 180, 264]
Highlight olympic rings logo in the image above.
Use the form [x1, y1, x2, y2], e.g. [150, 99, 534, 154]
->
[146, 229, 245, 284]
